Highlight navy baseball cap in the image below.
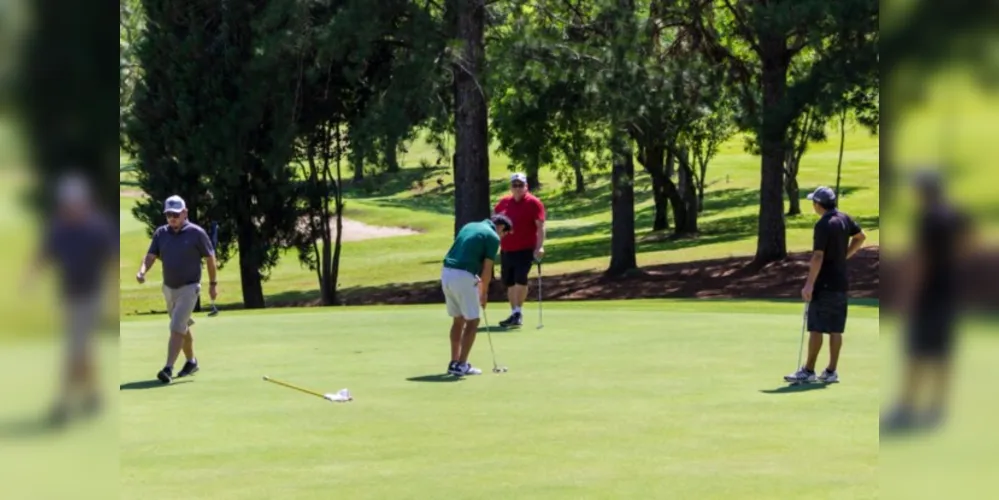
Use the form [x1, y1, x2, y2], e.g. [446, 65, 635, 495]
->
[806, 186, 836, 204]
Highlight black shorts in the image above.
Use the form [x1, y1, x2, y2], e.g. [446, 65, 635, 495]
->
[906, 301, 958, 360]
[501, 249, 535, 287]
[807, 291, 848, 334]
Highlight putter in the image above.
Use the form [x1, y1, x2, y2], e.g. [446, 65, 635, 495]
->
[788, 302, 810, 385]
[262, 376, 352, 402]
[536, 261, 544, 329]
[482, 308, 508, 373]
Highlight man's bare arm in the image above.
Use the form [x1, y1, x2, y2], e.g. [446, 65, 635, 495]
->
[206, 254, 218, 283]
[846, 230, 867, 259]
[806, 250, 824, 288]
[479, 258, 494, 304]
[536, 220, 546, 251]
[138, 253, 157, 276]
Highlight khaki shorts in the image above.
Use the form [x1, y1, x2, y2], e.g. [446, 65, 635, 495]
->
[65, 293, 102, 362]
[441, 267, 480, 320]
[163, 283, 199, 333]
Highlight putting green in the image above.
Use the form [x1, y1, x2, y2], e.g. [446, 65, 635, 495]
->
[121, 300, 879, 499]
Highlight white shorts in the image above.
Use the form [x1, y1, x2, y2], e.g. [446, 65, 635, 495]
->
[163, 283, 199, 333]
[441, 267, 480, 320]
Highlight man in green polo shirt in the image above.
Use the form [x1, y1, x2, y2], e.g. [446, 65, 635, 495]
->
[441, 214, 513, 376]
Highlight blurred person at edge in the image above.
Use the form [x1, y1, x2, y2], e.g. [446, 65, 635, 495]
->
[881, 170, 975, 434]
[20, 173, 118, 427]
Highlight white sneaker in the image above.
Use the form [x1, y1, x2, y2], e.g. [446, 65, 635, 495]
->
[459, 363, 482, 376]
[818, 369, 839, 383]
[784, 367, 817, 384]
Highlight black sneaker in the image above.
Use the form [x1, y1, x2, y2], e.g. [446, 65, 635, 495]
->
[177, 359, 200, 378]
[48, 403, 70, 428]
[447, 360, 462, 376]
[498, 312, 523, 328]
[157, 367, 173, 384]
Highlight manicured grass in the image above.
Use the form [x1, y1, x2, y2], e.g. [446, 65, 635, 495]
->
[121, 299, 880, 499]
[119, 124, 880, 315]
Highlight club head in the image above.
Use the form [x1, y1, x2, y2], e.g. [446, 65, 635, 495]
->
[492, 366, 508, 373]
[536, 324, 544, 330]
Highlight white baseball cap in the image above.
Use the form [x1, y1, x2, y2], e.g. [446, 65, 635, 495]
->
[163, 195, 187, 214]
[510, 173, 527, 184]
[55, 173, 92, 206]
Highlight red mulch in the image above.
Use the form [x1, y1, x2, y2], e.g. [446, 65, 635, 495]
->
[289, 246, 882, 307]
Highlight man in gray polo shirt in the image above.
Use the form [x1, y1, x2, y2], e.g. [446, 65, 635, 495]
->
[136, 195, 218, 384]
[22, 173, 118, 425]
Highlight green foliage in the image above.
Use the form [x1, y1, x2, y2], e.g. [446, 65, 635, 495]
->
[125, 0, 302, 307]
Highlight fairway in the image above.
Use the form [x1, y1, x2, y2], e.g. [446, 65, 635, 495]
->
[121, 300, 879, 499]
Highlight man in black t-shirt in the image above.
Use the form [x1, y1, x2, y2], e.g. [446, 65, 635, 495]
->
[882, 171, 973, 433]
[785, 186, 867, 384]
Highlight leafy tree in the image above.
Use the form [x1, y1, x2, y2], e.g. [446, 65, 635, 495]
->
[686, 0, 878, 265]
[127, 0, 300, 308]
[13, 0, 118, 215]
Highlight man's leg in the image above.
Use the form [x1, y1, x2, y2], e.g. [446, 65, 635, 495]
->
[805, 332, 823, 371]
[160, 285, 199, 383]
[458, 318, 480, 364]
[183, 330, 195, 361]
[450, 317, 465, 362]
[827, 333, 843, 371]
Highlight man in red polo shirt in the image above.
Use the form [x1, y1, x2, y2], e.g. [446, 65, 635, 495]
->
[493, 173, 546, 328]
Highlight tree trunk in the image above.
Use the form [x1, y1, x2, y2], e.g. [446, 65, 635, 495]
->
[676, 148, 698, 234]
[573, 160, 585, 193]
[784, 167, 801, 216]
[754, 42, 789, 266]
[330, 125, 345, 306]
[608, 129, 636, 276]
[697, 156, 707, 213]
[835, 107, 847, 197]
[352, 149, 364, 182]
[642, 144, 669, 232]
[452, 0, 490, 236]
[527, 155, 540, 191]
[237, 223, 265, 309]
[662, 149, 686, 233]
[385, 137, 400, 173]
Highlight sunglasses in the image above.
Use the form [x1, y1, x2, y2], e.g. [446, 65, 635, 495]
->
[511, 183, 526, 188]
[165, 212, 181, 219]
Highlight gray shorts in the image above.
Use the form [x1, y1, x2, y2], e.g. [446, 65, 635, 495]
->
[441, 267, 480, 320]
[163, 283, 199, 333]
[65, 293, 102, 361]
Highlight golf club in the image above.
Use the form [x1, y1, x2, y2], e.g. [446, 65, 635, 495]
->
[482, 308, 508, 373]
[262, 376, 352, 402]
[786, 302, 810, 385]
[536, 261, 544, 329]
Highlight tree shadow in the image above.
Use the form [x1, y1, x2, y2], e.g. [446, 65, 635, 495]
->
[759, 382, 833, 394]
[345, 165, 450, 199]
[406, 374, 463, 383]
[120, 379, 193, 390]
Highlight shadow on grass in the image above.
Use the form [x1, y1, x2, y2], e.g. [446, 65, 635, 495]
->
[759, 382, 833, 394]
[344, 165, 450, 199]
[406, 374, 463, 383]
[0, 416, 61, 439]
[120, 379, 192, 390]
